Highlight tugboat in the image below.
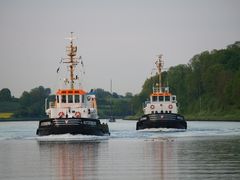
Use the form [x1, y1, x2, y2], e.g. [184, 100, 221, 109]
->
[136, 55, 187, 130]
[36, 33, 110, 136]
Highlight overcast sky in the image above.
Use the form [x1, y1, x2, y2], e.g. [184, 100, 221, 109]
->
[0, 0, 239, 97]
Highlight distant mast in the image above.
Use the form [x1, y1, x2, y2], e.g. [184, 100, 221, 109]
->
[64, 32, 79, 89]
[155, 54, 164, 93]
[110, 79, 113, 117]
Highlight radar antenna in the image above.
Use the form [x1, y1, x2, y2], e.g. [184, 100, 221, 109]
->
[63, 32, 79, 89]
[155, 54, 164, 92]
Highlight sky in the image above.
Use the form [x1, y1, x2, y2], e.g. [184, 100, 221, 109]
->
[0, 0, 239, 97]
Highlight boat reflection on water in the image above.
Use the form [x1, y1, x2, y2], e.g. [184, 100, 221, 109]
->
[143, 139, 180, 180]
[38, 141, 101, 180]
[153, 141, 171, 180]
[37, 139, 179, 180]
[37, 136, 240, 179]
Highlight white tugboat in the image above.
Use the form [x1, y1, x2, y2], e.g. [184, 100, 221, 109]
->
[136, 55, 187, 130]
[36, 33, 110, 136]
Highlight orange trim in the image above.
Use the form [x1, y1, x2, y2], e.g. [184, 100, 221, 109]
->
[56, 89, 87, 95]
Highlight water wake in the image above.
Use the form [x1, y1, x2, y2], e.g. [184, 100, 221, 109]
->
[35, 133, 109, 142]
[138, 128, 186, 132]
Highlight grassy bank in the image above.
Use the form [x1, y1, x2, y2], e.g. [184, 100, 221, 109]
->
[124, 111, 240, 121]
[0, 112, 46, 121]
[0, 118, 42, 122]
[0, 112, 14, 119]
[185, 111, 240, 121]
[123, 112, 144, 120]
[123, 116, 138, 120]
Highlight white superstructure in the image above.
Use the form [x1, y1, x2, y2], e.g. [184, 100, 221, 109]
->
[143, 55, 178, 115]
[144, 85, 178, 115]
[45, 32, 98, 119]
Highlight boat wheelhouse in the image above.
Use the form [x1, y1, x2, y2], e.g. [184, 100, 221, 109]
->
[46, 89, 98, 119]
[144, 85, 177, 115]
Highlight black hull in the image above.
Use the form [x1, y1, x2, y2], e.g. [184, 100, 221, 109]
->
[136, 113, 187, 130]
[36, 118, 110, 136]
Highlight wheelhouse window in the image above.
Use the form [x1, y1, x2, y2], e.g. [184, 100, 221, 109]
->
[152, 96, 158, 102]
[159, 96, 164, 101]
[75, 95, 80, 103]
[68, 95, 73, 103]
[62, 95, 66, 103]
[165, 96, 170, 101]
[172, 96, 177, 102]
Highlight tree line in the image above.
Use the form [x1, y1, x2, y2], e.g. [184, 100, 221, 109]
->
[130, 41, 240, 119]
[0, 86, 133, 119]
[0, 86, 51, 118]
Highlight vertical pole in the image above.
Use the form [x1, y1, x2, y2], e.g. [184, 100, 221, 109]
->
[69, 32, 74, 89]
[110, 79, 113, 118]
[156, 55, 163, 92]
[158, 57, 161, 91]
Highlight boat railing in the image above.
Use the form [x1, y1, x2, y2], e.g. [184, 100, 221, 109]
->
[153, 86, 169, 93]
[171, 95, 177, 103]
[145, 100, 150, 104]
[45, 98, 48, 111]
[153, 87, 160, 93]
[45, 98, 55, 111]
[144, 101, 150, 108]
[49, 102, 55, 108]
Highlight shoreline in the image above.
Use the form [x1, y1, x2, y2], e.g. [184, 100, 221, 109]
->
[1, 117, 240, 122]
[186, 119, 240, 122]
[0, 117, 43, 122]
[122, 117, 240, 122]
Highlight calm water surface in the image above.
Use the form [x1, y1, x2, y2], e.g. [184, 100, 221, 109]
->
[0, 120, 240, 180]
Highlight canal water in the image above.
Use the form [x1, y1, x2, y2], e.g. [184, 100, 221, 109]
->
[0, 120, 240, 179]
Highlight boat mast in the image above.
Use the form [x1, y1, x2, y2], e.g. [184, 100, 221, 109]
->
[64, 32, 78, 89]
[155, 54, 164, 92]
[110, 79, 113, 118]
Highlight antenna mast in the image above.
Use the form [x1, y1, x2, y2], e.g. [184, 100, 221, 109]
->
[64, 32, 78, 89]
[155, 54, 164, 92]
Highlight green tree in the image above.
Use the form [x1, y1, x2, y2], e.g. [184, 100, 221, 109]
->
[0, 88, 12, 102]
[95, 88, 133, 118]
[130, 41, 240, 119]
[125, 92, 133, 98]
[14, 86, 51, 117]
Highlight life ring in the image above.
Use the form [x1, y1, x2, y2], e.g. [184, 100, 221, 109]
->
[150, 105, 155, 109]
[168, 104, 173, 109]
[75, 111, 81, 118]
[58, 112, 65, 118]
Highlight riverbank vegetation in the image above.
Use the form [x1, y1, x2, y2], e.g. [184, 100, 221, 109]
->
[0, 86, 134, 119]
[0, 42, 240, 120]
[0, 86, 50, 119]
[131, 41, 240, 120]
